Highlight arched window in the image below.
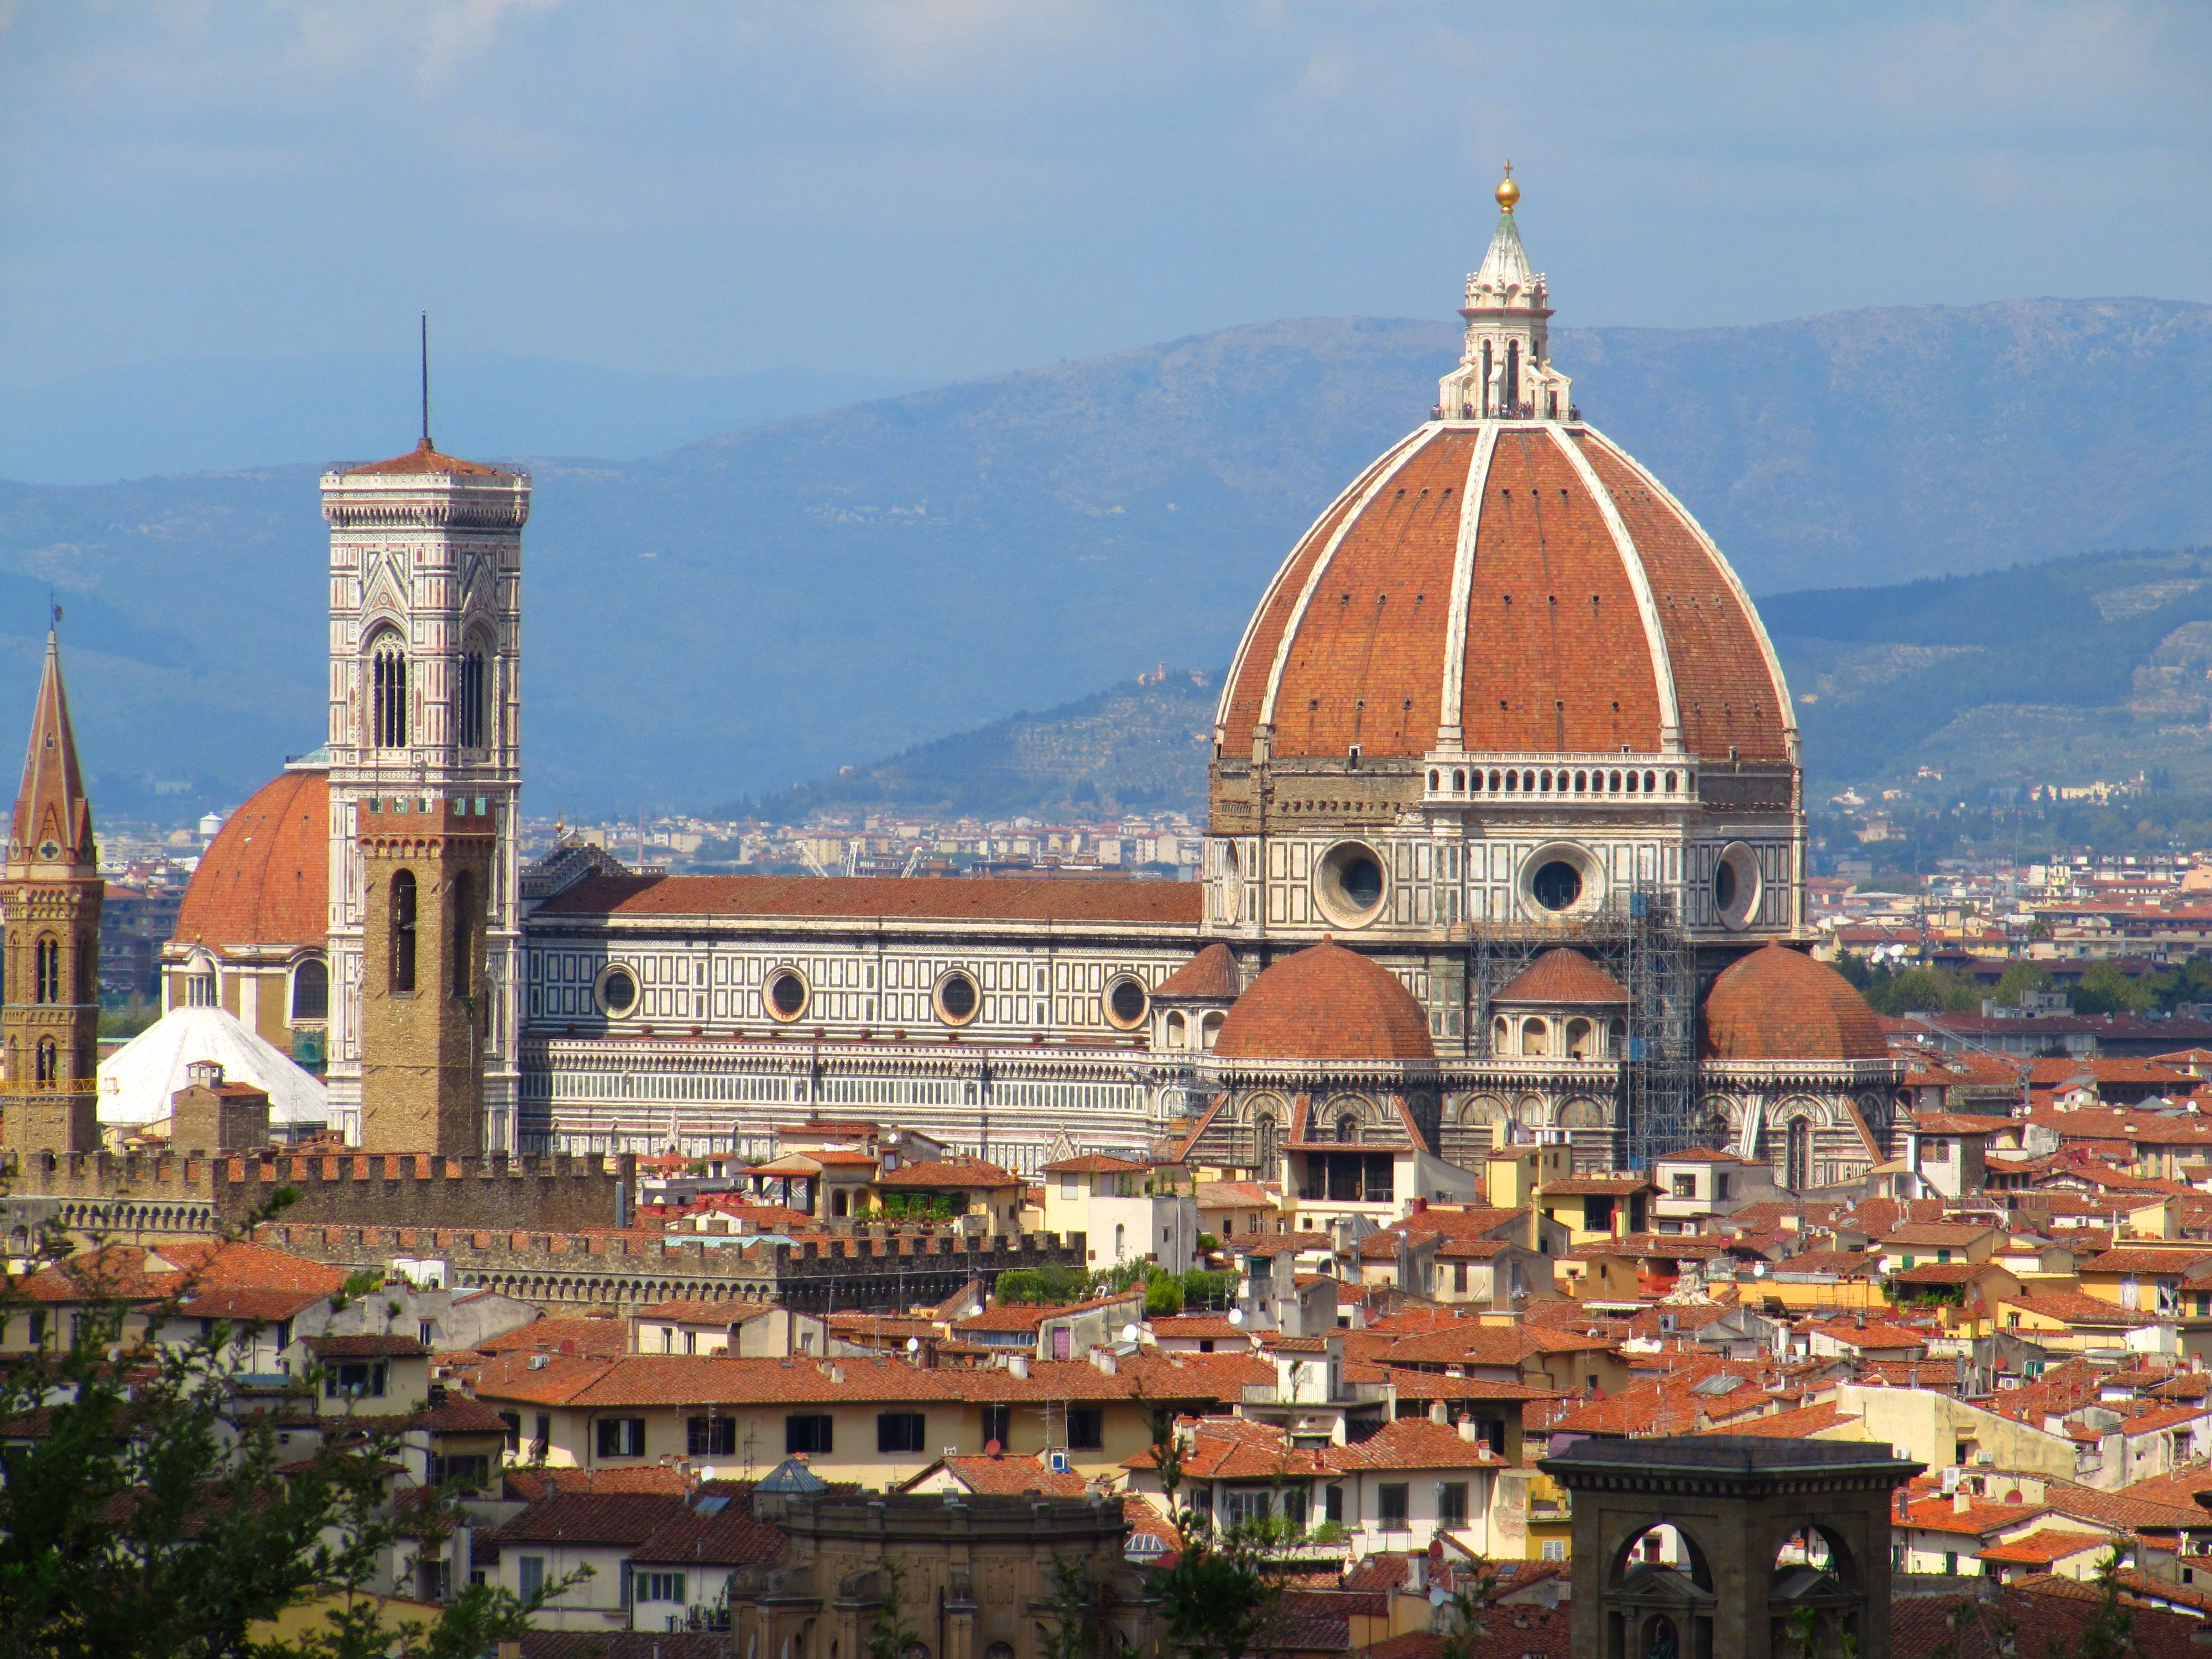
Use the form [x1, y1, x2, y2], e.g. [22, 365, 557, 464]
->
[1480, 340, 1493, 414]
[1505, 340, 1521, 411]
[452, 870, 474, 998]
[1199, 1011, 1223, 1050]
[1335, 1113, 1360, 1144]
[1114, 1222, 1126, 1261]
[391, 870, 418, 992]
[1565, 1018, 1593, 1058]
[371, 632, 409, 749]
[1787, 1118, 1812, 1192]
[1165, 1010, 1187, 1048]
[1255, 1116, 1277, 1173]
[291, 957, 328, 1021]
[35, 1036, 57, 1084]
[458, 642, 490, 750]
[34, 936, 60, 1004]
[1521, 1018, 1548, 1057]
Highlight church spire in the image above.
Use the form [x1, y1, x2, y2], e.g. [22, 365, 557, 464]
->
[8, 627, 95, 878]
[1436, 165, 1574, 423]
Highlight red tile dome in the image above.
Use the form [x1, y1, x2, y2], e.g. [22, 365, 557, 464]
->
[172, 770, 328, 951]
[1213, 941, 1436, 1063]
[1215, 422, 1792, 767]
[1494, 948, 1629, 1005]
[1701, 945, 1887, 1062]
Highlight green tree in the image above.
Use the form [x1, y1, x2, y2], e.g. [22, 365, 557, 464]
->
[1871, 966, 1980, 1016]
[2064, 1550, 2134, 1659]
[0, 1201, 575, 1658]
[1040, 1556, 1133, 1659]
[1143, 1277, 1183, 1318]
[2070, 961, 2148, 1016]
[1140, 1413, 1284, 1659]
[1992, 961, 2054, 1006]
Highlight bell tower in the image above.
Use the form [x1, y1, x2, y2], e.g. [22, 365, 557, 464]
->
[0, 630, 102, 1155]
[320, 420, 527, 1152]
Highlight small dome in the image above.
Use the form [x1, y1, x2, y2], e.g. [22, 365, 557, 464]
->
[173, 770, 327, 950]
[97, 1005, 327, 1128]
[1494, 948, 1628, 1006]
[1154, 943, 1241, 1000]
[1702, 945, 1887, 1062]
[1213, 941, 1435, 1063]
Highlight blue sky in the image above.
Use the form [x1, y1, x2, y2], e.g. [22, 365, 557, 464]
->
[3, 1, 2208, 388]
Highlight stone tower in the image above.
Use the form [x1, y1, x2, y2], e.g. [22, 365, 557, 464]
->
[320, 435, 527, 1152]
[1, 632, 102, 1155]
[1539, 1434, 1922, 1659]
[357, 797, 494, 1155]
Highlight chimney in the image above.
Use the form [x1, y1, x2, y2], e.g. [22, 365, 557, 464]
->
[1430, 1399, 1449, 1426]
[1008, 1353, 1029, 1380]
[1457, 1415, 1479, 1443]
[1953, 1490, 1971, 1515]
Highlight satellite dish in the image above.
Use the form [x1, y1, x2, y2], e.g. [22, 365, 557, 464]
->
[1121, 1323, 1141, 1344]
[906, 1337, 920, 1353]
[1228, 1307, 1245, 1326]
[1430, 1587, 1449, 1607]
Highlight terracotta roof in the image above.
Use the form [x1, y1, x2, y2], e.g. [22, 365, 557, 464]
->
[1692, 1401, 1855, 1438]
[1702, 945, 1887, 1062]
[1494, 948, 1629, 1006]
[1975, 1530, 2115, 1565]
[1540, 1175, 1655, 1197]
[341, 436, 510, 477]
[1152, 943, 1241, 999]
[1216, 424, 1790, 765]
[534, 872, 1203, 926]
[490, 1491, 682, 1546]
[902, 1452, 1087, 1496]
[1891, 1262, 2004, 1285]
[1319, 1417, 1500, 1471]
[480, 1318, 629, 1358]
[1041, 1154, 1149, 1175]
[1881, 1223, 2000, 1246]
[1212, 941, 1435, 1063]
[1898, 1495, 2047, 1537]
[504, 1466, 690, 1501]
[1997, 1291, 2155, 1327]
[875, 1156, 1018, 1190]
[2081, 1249, 2212, 1274]
[1911, 1113, 2010, 1134]
[171, 769, 330, 949]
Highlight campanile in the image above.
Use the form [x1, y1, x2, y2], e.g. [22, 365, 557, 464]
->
[0, 631, 102, 1155]
[320, 435, 527, 1151]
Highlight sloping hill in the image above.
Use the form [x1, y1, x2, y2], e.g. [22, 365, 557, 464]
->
[3, 299, 2209, 815]
[1764, 545, 2212, 799]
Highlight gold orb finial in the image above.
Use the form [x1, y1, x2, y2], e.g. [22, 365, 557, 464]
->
[1496, 159, 1519, 212]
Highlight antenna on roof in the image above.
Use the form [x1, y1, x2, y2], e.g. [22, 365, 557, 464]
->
[419, 311, 432, 449]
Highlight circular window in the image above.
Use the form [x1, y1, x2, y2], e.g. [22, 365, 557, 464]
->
[1314, 840, 1389, 928]
[1712, 842, 1762, 931]
[1531, 860, 1582, 911]
[1104, 974, 1149, 1030]
[596, 966, 639, 1018]
[933, 969, 979, 1026]
[764, 967, 811, 1022]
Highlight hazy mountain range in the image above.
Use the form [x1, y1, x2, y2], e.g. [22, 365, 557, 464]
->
[1, 296, 2208, 820]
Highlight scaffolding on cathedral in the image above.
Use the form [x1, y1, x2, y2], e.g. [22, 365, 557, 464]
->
[1466, 881, 1702, 1171]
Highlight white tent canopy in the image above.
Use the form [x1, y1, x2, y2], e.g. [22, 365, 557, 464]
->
[97, 1006, 327, 1131]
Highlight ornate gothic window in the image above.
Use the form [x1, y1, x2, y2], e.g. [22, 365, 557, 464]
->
[391, 870, 418, 993]
[1255, 1115, 1278, 1173]
[458, 644, 489, 750]
[1787, 1117, 1812, 1193]
[34, 935, 59, 1004]
[371, 633, 409, 749]
[35, 1036, 56, 1084]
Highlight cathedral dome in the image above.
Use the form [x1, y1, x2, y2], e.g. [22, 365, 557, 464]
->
[1212, 941, 1435, 1063]
[1213, 182, 1792, 777]
[1700, 945, 1887, 1063]
[173, 769, 328, 950]
[1216, 420, 1792, 766]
